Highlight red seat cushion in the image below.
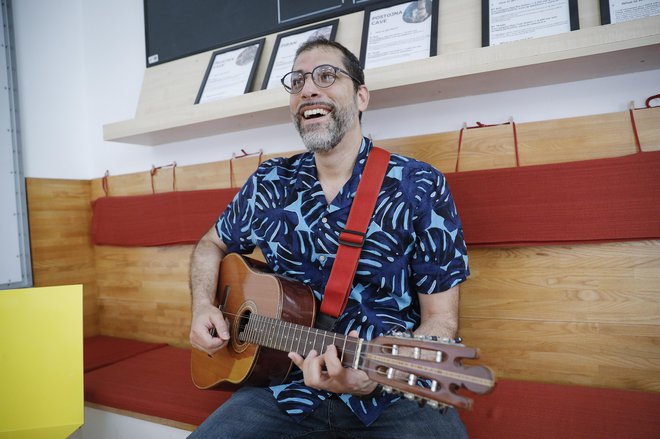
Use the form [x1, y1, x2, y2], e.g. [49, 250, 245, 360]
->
[447, 151, 660, 246]
[84, 345, 232, 426]
[459, 379, 660, 439]
[91, 188, 240, 247]
[84, 335, 167, 372]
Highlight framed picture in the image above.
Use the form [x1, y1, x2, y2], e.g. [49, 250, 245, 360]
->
[600, 0, 660, 24]
[360, 0, 438, 70]
[482, 0, 579, 47]
[195, 39, 265, 104]
[261, 20, 339, 90]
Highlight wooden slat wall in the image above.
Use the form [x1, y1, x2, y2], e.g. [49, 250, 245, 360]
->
[27, 108, 660, 391]
[377, 108, 660, 391]
[26, 179, 98, 337]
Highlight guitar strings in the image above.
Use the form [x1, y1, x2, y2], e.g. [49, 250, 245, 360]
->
[208, 310, 489, 389]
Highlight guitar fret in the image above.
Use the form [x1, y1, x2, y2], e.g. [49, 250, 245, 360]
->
[251, 314, 260, 345]
[269, 317, 277, 348]
[285, 322, 292, 351]
[275, 323, 284, 350]
[296, 325, 304, 355]
[247, 314, 256, 344]
[261, 316, 269, 347]
[321, 331, 328, 353]
[281, 319, 289, 350]
[294, 324, 301, 352]
[340, 335, 347, 364]
[246, 315, 254, 343]
[252, 315, 259, 344]
[303, 327, 310, 356]
[289, 323, 296, 352]
[270, 317, 279, 350]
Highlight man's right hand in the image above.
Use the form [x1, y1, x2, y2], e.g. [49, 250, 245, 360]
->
[189, 303, 231, 355]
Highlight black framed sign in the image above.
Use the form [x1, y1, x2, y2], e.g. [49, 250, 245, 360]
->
[600, 0, 660, 24]
[145, 0, 393, 67]
[360, 0, 438, 70]
[195, 39, 265, 104]
[482, 0, 579, 47]
[261, 20, 339, 90]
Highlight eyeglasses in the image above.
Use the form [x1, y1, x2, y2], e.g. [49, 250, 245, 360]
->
[281, 64, 362, 94]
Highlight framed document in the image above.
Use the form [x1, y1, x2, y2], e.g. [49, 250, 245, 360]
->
[482, 0, 579, 47]
[261, 20, 339, 90]
[195, 39, 265, 104]
[600, 0, 660, 24]
[360, 0, 438, 70]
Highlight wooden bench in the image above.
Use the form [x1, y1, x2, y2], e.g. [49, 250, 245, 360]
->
[84, 336, 660, 437]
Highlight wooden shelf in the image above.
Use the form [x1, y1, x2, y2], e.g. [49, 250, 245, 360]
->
[103, 16, 660, 146]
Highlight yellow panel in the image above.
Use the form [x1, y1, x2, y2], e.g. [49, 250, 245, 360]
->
[0, 285, 83, 435]
[0, 424, 81, 439]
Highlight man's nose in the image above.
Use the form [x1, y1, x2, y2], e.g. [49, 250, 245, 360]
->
[300, 74, 320, 98]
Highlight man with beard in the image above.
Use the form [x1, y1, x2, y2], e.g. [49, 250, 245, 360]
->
[189, 38, 469, 438]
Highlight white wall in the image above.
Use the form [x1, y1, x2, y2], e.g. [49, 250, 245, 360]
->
[12, 0, 660, 180]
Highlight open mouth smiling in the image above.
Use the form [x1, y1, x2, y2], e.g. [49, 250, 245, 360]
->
[298, 103, 333, 121]
[303, 108, 329, 119]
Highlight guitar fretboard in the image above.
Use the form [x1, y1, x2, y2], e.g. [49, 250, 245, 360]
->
[239, 313, 359, 368]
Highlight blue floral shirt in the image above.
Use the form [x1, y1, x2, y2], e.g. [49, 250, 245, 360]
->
[216, 137, 469, 426]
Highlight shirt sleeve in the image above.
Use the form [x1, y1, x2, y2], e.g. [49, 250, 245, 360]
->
[215, 171, 258, 254]
[410, 165, 469, 294]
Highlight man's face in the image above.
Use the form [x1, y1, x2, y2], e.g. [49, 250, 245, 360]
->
[289, 47, 360, 153]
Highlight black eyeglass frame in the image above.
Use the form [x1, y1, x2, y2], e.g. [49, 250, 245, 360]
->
[281, 64, 362, 94]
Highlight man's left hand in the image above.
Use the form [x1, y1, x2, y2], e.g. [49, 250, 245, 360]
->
[288, 330, 378, 396]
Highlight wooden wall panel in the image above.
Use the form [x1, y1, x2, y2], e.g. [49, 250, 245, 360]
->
[94, 245, 193, 347]
[459, 241, 660, 392]
[460, 319, 660, 391]
[71, 108, 660, 392]
[26, 179, 98, 337]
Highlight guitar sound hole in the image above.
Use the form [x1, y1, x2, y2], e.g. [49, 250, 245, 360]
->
[232, 300, 256, 353]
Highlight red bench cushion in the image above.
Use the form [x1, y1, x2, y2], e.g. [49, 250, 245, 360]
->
[84, 345, 232, 426]
[91, 188, 240, 247]
[447, 151, 660, 247]
[84, 335, 167, 372]
[459, 379, 660, 439]
[84, 338, 660, 435]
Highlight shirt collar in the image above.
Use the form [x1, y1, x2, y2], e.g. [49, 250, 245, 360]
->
[294, 136, 373, 194]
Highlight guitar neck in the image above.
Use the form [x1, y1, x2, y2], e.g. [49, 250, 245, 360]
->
[239, 313, 360, 369]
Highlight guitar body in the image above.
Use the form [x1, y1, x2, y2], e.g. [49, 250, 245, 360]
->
[191, 253, 316, 389]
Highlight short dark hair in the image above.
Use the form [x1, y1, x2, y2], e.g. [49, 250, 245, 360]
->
[294, 37, 365, 93]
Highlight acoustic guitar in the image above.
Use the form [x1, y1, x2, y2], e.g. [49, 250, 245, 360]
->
[191, 253, 495, 409]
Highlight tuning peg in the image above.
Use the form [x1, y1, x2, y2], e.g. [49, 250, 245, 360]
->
[382, 385, 394, 394]
[404, 392, 416, 400]
[389, 329, 413, 338]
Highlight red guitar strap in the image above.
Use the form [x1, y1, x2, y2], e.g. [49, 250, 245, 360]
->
[320, 146, 391, 318]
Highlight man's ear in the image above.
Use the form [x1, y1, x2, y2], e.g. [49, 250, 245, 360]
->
[357, 85, 370, 112]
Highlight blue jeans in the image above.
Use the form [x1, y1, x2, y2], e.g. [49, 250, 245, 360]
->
[188, 386, 468, 438]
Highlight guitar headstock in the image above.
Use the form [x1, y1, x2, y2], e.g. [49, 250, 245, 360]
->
[360, 334, 495, 409]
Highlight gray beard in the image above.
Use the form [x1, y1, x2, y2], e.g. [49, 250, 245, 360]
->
[294, 101, 357, 153]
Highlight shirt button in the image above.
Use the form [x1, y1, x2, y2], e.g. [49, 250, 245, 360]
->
[321, 217, 328, 224]
[319, 255, 326, 262]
